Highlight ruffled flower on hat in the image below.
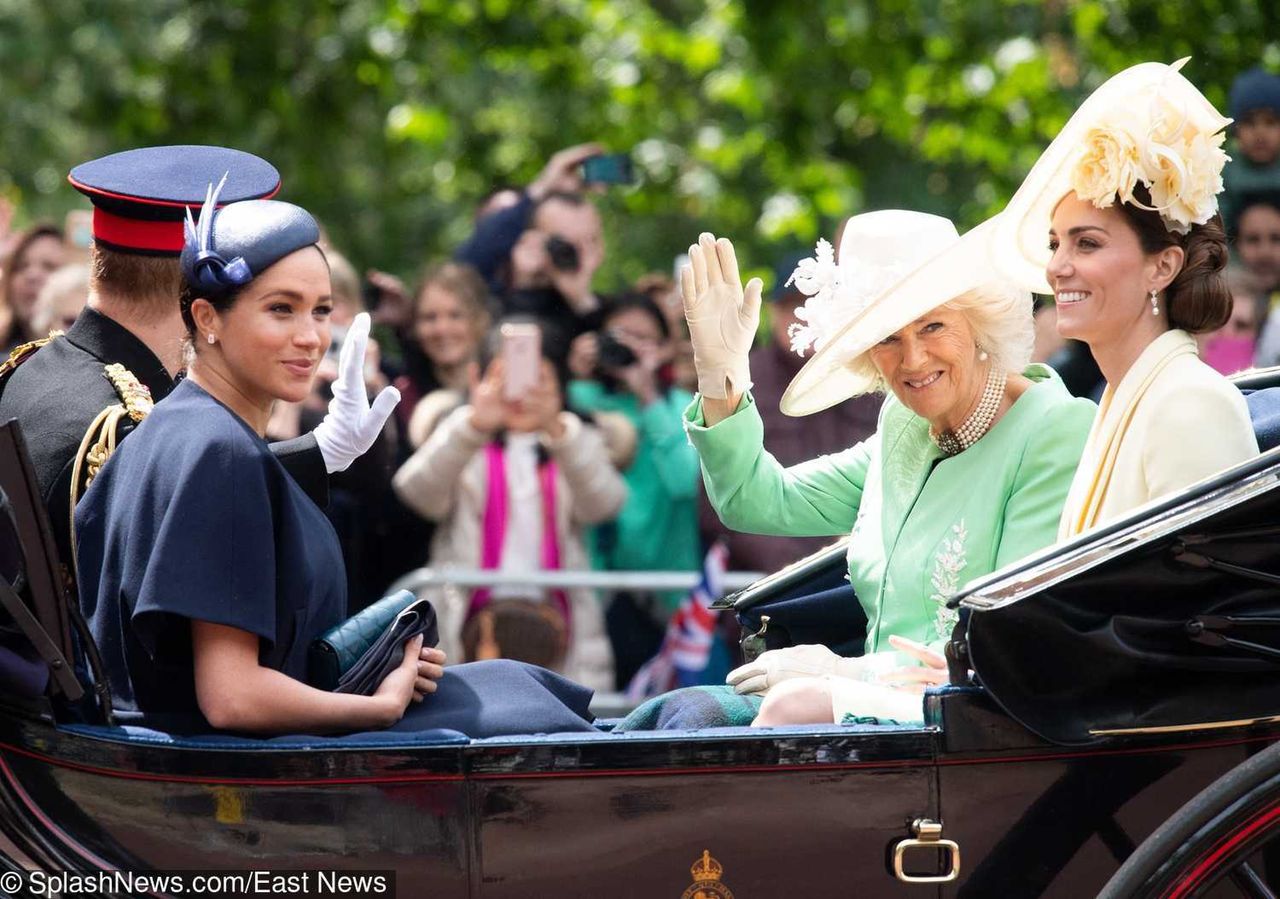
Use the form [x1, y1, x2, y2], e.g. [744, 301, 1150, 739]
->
[1068, 72, 1230, 235]
[786, 238, 906, 357]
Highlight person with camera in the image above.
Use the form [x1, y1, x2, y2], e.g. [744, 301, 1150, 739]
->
[455, 145, 615, 343]
[567, 294, 705, 688]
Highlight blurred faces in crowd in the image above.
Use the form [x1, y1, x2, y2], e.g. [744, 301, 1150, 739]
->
[413, 262, 492, 389]
[1236, 197, 1280, 291]
[30, 263, 89, 335]
[0, 225, 66, 345]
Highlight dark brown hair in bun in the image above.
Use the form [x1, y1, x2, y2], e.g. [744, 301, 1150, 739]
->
[1116, 183, 1231, 334]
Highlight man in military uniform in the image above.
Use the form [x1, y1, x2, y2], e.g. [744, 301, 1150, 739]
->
[0, 146, 396, 582]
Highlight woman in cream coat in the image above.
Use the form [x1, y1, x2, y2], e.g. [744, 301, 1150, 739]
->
[991, 59, 1260, 535]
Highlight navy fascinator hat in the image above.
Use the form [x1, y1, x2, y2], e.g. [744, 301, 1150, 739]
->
[180, 177, 321, 298]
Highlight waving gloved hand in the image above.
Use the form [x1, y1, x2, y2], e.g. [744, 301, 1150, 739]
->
[680, 232, 762, 400]
[314, 312, 401, 473]
[726, 644, 867, 696]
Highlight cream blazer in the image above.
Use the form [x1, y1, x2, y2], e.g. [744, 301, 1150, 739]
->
[1059, 329, 1259, 537]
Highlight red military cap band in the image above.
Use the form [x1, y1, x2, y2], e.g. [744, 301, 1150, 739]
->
[91, 207, 186, 254]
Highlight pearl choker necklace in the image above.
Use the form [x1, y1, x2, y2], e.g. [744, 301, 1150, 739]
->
[930, 366, 1007, 456]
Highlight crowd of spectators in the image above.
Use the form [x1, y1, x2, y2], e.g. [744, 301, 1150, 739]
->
[3, 64, 1280, 691]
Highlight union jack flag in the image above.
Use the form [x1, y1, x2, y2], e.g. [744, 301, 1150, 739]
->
[625, 542, 728, 701]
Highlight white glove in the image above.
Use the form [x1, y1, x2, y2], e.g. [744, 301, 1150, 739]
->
[680, 232, 762, 400]
[726, 644, 867, 696]
[313, 312, 401, 473]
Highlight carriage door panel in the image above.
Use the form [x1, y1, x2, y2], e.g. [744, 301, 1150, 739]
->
[468, 730, 941, 897]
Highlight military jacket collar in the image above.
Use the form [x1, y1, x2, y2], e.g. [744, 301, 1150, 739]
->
[65, 307, 174, 403]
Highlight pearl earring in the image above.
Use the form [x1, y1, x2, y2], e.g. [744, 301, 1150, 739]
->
[1150, 290, 1159, 317]
[978, 348, 989, 362]
[207, 333, 216, 345]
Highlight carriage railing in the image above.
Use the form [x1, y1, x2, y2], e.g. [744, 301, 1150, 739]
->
[953, 442, 1280, 612]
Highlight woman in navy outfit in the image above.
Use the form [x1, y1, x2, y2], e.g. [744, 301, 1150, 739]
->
[74, 189, 595, 737]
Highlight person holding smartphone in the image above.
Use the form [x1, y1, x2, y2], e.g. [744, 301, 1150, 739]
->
[392, 319, 625, 691]
[566, 293, 706, 688]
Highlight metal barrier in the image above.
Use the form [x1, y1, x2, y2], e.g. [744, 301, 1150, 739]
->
[388, 567, 765, 595]
[387, 567, 767, 718]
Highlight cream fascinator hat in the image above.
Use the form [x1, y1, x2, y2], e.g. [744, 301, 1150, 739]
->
[779, 210, 1007, 416]
[992, 58, 1231, 294]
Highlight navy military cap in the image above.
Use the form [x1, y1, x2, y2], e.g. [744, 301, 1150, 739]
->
[68, 146, 280, 256]
[182, 196, 320, 297]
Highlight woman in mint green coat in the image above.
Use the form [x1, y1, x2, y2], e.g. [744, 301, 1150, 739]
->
[679, 210, 1095, 726]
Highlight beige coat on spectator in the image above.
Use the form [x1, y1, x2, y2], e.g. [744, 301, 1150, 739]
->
[393, 404, 626, 692]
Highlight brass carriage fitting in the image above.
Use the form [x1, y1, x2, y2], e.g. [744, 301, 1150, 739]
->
[893, 818, 961, 884]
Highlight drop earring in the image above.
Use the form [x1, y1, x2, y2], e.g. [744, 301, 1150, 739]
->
[207, 333, 216, 345]
[978, 346, 989, 362]
[1150, 290, 1159, 317]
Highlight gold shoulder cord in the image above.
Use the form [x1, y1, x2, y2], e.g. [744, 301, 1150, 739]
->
[0, 331, 63, 382]
[67, 364, 155, 576]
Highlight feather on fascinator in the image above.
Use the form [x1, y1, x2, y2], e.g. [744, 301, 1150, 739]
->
[179, 184, 321, 297]
[182, 174, 253, 292]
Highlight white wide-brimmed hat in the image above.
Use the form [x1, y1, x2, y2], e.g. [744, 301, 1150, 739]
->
[779, 209, 1008, 416]
[991, 58, 1231, 294]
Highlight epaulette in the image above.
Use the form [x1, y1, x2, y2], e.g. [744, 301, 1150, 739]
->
[67, 364, 156, 568]
[102, 363, 154, 422]
[0, 331, 63, 384]
[68, 365, 153, 511]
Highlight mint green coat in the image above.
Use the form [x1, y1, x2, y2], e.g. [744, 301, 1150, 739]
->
[686, 365, 1095, 653]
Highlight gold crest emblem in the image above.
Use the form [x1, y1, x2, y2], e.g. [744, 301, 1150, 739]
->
[681, 850, 734, 899]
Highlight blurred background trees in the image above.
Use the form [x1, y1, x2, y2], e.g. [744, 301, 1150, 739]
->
[1, 0, 1276, 287]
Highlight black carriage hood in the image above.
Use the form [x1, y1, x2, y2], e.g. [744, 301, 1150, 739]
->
[952, 444, 1280, 746]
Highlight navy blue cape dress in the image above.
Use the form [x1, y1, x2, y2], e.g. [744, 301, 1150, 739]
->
[74, 379, 593, 737]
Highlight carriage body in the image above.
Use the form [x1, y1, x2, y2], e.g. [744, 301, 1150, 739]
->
[5, 374, 1280, 897]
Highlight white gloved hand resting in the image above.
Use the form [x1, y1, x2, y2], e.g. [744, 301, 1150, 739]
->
[725, 644, 866, 696]
[313, 312, 401, 473]
[680, 232, 762, 400]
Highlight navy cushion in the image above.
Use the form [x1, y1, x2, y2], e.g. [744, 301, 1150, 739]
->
[1245, 386, 1280, 452]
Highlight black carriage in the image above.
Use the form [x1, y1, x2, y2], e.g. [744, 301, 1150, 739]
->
[2, 370, 1280, 898]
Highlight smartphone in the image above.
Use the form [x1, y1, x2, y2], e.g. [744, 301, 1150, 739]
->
[672, 253, 690, 284]
[581, 153, 634, 185]
[501, 322, 542, 401]
[64, 210, 93, 251]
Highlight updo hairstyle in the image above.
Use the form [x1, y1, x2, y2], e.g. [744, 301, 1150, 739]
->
[1116, 183, 1232, 334]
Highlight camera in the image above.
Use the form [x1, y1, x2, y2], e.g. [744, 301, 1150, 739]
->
[545, 235, 580, 273]
[596, 331, 637, 371]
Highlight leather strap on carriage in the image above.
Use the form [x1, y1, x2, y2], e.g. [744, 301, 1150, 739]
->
[0, 573, 82, 699]
[1185, 615, 1280, 663]
[944, 618, 971, 686]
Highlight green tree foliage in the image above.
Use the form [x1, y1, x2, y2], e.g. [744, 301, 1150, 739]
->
[0, 0, 1276, 290]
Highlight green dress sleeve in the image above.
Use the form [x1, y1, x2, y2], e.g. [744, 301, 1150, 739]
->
[994, 398, 1096, 568]
[685, 392, 872, 537]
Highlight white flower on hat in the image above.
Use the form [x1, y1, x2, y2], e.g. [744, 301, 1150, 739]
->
[1070, 123, 1144, 209]
[1068, 61, 1231, 235]
[1142, 128, 1228, 234]
[786, 237, 907, 357]
[786, 238, 839, 356]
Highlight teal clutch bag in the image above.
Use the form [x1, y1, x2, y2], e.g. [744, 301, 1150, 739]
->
[308, 590, 440, 694]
